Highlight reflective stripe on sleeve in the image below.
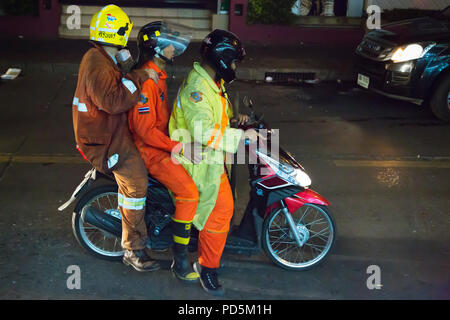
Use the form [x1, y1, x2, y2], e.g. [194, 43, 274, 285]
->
[72, 97, 88, 112]
[213, 95, 229, 150]
[205, 124, 220, 148]
[122, 78, 137, 94]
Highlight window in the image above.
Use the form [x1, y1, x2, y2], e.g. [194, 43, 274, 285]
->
[0, 0, 39, 16]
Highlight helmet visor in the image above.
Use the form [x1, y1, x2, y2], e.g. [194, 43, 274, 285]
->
[154, 21, 193, 58]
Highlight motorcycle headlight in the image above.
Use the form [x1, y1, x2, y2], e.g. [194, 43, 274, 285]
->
[293, 168, 312, 187]
[391, 43, 435, 63]
[257, 151, 312, 188]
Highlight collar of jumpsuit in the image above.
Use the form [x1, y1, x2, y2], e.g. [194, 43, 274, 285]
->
[192, 62, 224, 94]
[143, 59, 167, 83]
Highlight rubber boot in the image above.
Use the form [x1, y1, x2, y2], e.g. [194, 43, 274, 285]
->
[170, 220, 199, 283]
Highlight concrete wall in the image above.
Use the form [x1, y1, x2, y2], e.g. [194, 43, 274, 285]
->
[228, 0, 364, 45]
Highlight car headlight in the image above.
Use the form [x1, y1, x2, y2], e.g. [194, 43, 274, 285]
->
[391, 43, 435, 63]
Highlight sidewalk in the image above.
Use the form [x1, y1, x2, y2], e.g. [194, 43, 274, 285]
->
[0, 37, 360, 81]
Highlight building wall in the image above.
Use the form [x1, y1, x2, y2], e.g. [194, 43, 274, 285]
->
[59, 4, 212, 41]
[366, 0, 449, 11]
[228, 0, 364, 45]
[0, 0, 62, 38]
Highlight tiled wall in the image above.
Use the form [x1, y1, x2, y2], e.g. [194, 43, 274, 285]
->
[59, 5, 213, 41]
[366, 0, 449, 11]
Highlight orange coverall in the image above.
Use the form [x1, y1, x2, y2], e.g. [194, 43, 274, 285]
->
[128, 60, 199, 229]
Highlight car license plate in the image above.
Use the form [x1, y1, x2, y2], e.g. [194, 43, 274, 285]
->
[357, 74, 370, 89]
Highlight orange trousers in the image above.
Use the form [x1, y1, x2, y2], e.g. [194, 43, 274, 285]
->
[146, 155, 199, 224]
[198, 173, 234, 269]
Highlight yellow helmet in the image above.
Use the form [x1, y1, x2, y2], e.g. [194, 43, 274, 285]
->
[89, 5, 133, 47]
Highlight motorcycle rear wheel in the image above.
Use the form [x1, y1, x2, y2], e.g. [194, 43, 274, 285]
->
[262, 203, 336, 271]
[72, 184, 124, 261]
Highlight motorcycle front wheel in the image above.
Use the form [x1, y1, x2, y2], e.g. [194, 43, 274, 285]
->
[262, 203, 336, 271]
[72, 184, 124, 261]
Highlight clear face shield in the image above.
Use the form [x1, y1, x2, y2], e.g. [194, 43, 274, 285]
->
[153, 21, 193, 62]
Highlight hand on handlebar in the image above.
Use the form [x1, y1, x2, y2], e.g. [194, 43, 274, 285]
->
[244, 128, 266, 146]
[231, 113, 250, 126]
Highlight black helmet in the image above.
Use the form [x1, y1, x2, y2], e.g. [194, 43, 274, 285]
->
[137, 21, 191, 67]
[200, 29, 246, 83]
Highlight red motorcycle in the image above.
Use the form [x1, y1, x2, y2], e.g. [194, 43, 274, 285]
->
[59, 99, 336, 271]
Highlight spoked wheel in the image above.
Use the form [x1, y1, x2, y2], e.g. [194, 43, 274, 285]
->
[72, 184, 124, 261]
[262, 203, 336, 271]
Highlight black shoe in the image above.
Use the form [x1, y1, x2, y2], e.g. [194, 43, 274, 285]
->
[123, 249, 160, 272]
[193, 262, 224, 296]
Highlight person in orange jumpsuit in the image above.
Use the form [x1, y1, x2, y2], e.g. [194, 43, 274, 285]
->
[128, 21, 202, 283]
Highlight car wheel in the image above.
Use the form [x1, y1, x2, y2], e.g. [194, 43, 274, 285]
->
[430, 73, 450, 122]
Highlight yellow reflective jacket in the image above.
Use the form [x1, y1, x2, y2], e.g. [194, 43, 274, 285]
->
[169, 62, 243, 230]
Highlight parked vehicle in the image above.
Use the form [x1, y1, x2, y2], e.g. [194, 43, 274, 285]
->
[355, 6, 450, 121]
[58, 100, 336, 271]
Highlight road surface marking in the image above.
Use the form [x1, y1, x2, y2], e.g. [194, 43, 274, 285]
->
[334, 160, 450, 168]
[0, 153, 86, 164]
[1, 154, 450, 168]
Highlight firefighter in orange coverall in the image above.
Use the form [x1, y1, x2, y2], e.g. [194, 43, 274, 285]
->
[128, 22, 202, 282]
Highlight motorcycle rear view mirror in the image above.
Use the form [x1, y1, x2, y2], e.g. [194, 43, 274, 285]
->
[243, 96, 254, 109]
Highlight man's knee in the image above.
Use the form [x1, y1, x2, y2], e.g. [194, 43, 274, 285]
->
[185, 182, 199, 202]
[176, 180, 199, 203]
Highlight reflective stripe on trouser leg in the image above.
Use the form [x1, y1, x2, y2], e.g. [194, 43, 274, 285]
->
[118, 194, 146, 210]
[118, 193, 147, 250]
[112, 153, 148, 251]
[198, 174, 234, 269]
[119, 208, 146, 250]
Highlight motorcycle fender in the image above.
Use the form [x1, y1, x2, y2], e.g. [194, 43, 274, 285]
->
[265, 188, 329, 215]
[58, 168, 97, 211]
[286, 189, 330, 212]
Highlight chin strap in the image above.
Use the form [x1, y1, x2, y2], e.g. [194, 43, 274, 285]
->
[154, 47, 174, 65]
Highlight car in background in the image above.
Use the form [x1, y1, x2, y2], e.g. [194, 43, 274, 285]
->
[354, 6, 450, 121]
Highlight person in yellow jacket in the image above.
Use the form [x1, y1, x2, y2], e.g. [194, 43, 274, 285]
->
[169, 29, 258, 296]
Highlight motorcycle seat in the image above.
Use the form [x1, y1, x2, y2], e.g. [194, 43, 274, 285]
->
[147, 174, 165, 188]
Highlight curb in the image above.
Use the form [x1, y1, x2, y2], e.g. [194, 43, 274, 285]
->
[1, 61, 355, 82]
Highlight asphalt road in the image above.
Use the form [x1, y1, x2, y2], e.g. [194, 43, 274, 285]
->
[0, 73, 449, 300]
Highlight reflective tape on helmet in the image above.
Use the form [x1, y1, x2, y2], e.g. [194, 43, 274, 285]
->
[117, 194, 146, 210]
[97, 28, 118, 33]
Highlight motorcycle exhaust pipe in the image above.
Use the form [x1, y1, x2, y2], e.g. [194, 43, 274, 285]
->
[81, 206, 122, 237]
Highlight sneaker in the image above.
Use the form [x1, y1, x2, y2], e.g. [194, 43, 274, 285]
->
[123, 249, 160, 272]
[193, 262, 224, 296]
